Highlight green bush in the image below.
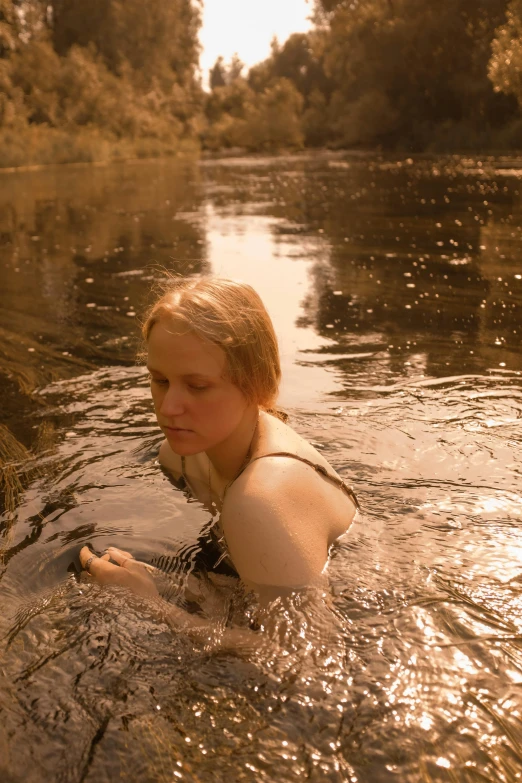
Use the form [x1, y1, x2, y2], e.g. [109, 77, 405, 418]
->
[0, 0, 202, 167]
[0, 125, 196, 169]
[203, 77, 304, 152]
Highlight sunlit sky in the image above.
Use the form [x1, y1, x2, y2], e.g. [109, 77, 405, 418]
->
[199, 0, 313, 87]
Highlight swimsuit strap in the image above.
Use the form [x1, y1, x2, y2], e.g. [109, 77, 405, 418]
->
[230, 451, 360, 510]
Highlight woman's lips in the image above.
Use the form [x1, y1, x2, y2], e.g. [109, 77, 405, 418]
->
[164, 425, 193, 434]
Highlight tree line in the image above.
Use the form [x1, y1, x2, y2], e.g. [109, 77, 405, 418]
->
[207, 0, 522, 153]
[0, 0, 204, 165]
[3, 0, 522, 166]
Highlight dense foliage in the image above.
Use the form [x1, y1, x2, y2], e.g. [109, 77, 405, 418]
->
[308, 0, 517, 150]
[0, 0, 204, 165]
[4, 0, 522, 164]
[204, 0, 522, 153]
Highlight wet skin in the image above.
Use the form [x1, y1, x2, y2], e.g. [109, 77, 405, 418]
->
[80, 319, 357, 602]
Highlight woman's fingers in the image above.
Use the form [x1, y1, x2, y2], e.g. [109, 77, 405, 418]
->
[80, 546, 98, 571]
[79, 547, 111, 567]
[80, 546, 136, 569]
[79, 545, 158, 598]
[80, 546, 128, 581]
[106, 546, 157, 574]
[105, 546, 135, 567]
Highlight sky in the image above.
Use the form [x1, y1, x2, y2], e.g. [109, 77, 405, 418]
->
[199, 0, 313, 87]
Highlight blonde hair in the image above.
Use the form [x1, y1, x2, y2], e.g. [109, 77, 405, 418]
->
[142, 276, 282, 411]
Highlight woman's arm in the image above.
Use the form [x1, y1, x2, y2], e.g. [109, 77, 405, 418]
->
[77, 544, 340, 655]
[79, 546, 256, 651]
[221, 463, 332, 595]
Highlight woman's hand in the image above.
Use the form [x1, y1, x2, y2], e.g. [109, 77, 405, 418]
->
[79, 546, 257, 652]
[79, 546, 159, 599]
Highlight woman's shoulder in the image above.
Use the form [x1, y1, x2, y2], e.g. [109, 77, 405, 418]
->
[257, 411, 341, 477]
[225, 411, 357, 535]
[229, 451, 346, 509]
[222, 453, 355, 589]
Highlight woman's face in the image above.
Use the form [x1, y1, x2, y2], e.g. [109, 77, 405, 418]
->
[147, 319, 251, 455]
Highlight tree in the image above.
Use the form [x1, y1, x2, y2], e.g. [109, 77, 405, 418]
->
[0, 0, 204, 146]
[249, 33, 327, 98]
[314, 0, 512, 148]
[0, 1, 17, 57]
[246, 31, 332, 145]
[246, 77, 304, 150]
[209, 53, 244, 89]
[209, 56, 226, 89]
[489, 0, 522, 108]
[203, 76, 304, 152]
[48, 0, 202, 88]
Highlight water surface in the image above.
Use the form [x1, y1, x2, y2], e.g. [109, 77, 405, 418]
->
[0, 153, 521, 782]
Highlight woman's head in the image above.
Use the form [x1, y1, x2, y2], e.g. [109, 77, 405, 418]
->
[142, 276, 281, 411]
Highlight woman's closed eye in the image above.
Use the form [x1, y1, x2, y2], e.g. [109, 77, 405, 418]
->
[150, 376, 209, 392]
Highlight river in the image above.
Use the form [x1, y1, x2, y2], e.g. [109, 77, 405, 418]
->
[0, 152, 521, 782]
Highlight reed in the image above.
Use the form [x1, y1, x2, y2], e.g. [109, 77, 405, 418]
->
[0, 324, 93, 395]
[0, 424, 29, 516]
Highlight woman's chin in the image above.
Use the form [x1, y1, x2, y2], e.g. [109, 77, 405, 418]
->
[163, 427, 203, 455]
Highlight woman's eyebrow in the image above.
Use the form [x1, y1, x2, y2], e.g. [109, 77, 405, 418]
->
[146, 367, 213, 380]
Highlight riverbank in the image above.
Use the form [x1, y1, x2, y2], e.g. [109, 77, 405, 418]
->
[0, 131, 311, 172]
[0, 127, 200, 171]
[4, 127, 522, 175]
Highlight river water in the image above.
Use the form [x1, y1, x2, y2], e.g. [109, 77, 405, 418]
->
[0, 153, 521, 782]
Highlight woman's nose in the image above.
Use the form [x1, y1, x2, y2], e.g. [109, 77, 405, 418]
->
[159, 387, 186, 417]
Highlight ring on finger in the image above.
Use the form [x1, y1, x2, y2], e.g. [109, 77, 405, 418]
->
[84, 554, 97, 574]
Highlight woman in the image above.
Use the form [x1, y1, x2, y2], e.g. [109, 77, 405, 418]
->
[79, 277, 358, 618]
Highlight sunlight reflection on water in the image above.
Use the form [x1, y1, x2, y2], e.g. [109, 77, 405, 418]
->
[0, 153, 522, 781]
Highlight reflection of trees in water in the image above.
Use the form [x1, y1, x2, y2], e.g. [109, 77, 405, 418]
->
[476, 222, 522, 359]
[198, 156, 522, 379]
[2, 154, 521, 442]
[0, 160, 209, 405]
[297, 161, 522, 378]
